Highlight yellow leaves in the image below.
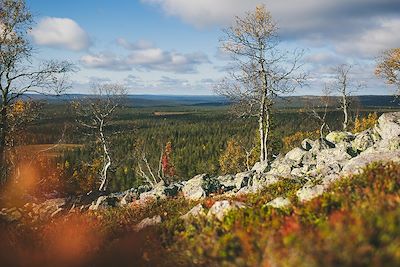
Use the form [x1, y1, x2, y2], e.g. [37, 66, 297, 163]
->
[219, 139, 244, 174]
[11, 99, 26, 114]
[353, 113, 378, 133]
[375, 48, 400, 89]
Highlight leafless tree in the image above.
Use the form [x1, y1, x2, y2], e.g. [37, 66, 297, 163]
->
[136, 144, 165, 188]
[307, 84, 332, 140]
[331, 64, 363, 131]
[0, 0, 74, 178]
[216, 5, 306, 164]
[73, 83, 126, 192]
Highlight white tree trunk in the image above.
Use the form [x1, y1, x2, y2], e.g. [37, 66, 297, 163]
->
[98, 119, 111, 192]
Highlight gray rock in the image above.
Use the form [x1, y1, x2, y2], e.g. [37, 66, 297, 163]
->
[342, 150, 400, 175]
[181, 204, 206, 220]
[266, 197, 291, 209]
[207, 200, 246, 221]
[217, 174, 237, 191]
[285, 147, 307, 166]
[133, 215, 162, 232]
[352, 129, 376, 152]
[182, 174, 221, 201]
[252, 160, 269, 173]
[376, 112, 400, 140]
[234, 171, 253, 189]
[296, 183, 326, 202]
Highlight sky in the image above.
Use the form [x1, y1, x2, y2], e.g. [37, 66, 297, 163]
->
[25, 0, 400, 95]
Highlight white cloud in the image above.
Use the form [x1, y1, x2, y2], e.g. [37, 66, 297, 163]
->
[30, 17, 90, 51]
[335, 18, 400, 57]
[80, 39, 210, 73]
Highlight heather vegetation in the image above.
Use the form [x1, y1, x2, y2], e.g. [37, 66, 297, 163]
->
[1, 161, 399, 266]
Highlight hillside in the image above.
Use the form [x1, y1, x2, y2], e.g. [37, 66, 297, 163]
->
[1, 112, 400, 266]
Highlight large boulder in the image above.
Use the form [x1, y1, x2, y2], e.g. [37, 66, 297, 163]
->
[376, 112, 400, 140]
[342, 150, 400, 175]
[207, 200, 246, 221]
[182, 174, 221, 201]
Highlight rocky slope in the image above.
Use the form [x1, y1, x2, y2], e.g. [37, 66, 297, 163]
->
[2, 112, 400, 225]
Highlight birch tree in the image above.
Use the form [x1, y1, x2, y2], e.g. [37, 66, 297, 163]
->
[73, 83, 126, 192]
[331, 64, 362, 131]
[375, 48, 400, 94]
[307, 84, 332, 140]
[0, 0, 74, 178]
[216, 5, 306, 164]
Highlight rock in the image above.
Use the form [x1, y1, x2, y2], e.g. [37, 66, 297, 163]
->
[316, 146, 352, 175]
[207, 200, 246, 221]
[352, 129, 376, 152]
[285, 147, 307, 166]
[252, 161, 269, 173]
[165, 182, 184, 197]
[133, 215, 162, 232]
[217, 174, 237, 191]
[234, 171, 253, 189]
[120, 191, 137, 206]
[342, 150, 400, 175]
[296, 183, 326, 202]
[182, 174, 221, 201]
[326, 131, 354, 144]
[266, 197, 291, 209]
[89, 196, 118, 210]
[248, 173, 279, 191]
[269, 163, 292, 177]
[181, 204, 206, 220]
[301, 139, 314, 151]
[310, 138, 335, 154]
[376, 112, 400, 140]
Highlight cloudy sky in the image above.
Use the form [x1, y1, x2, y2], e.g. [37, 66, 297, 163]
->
[27, 0, 400, 95]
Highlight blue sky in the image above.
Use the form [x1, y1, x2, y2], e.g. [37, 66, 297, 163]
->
[26, 0, 400, 95]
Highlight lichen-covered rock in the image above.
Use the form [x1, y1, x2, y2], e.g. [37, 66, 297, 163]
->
[133, 215, 162, 232]
[207, 200, 246, 221]
[326, 131, 354, 144]
[266, 197, 291, 209]
[181, 204, 206, 220]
